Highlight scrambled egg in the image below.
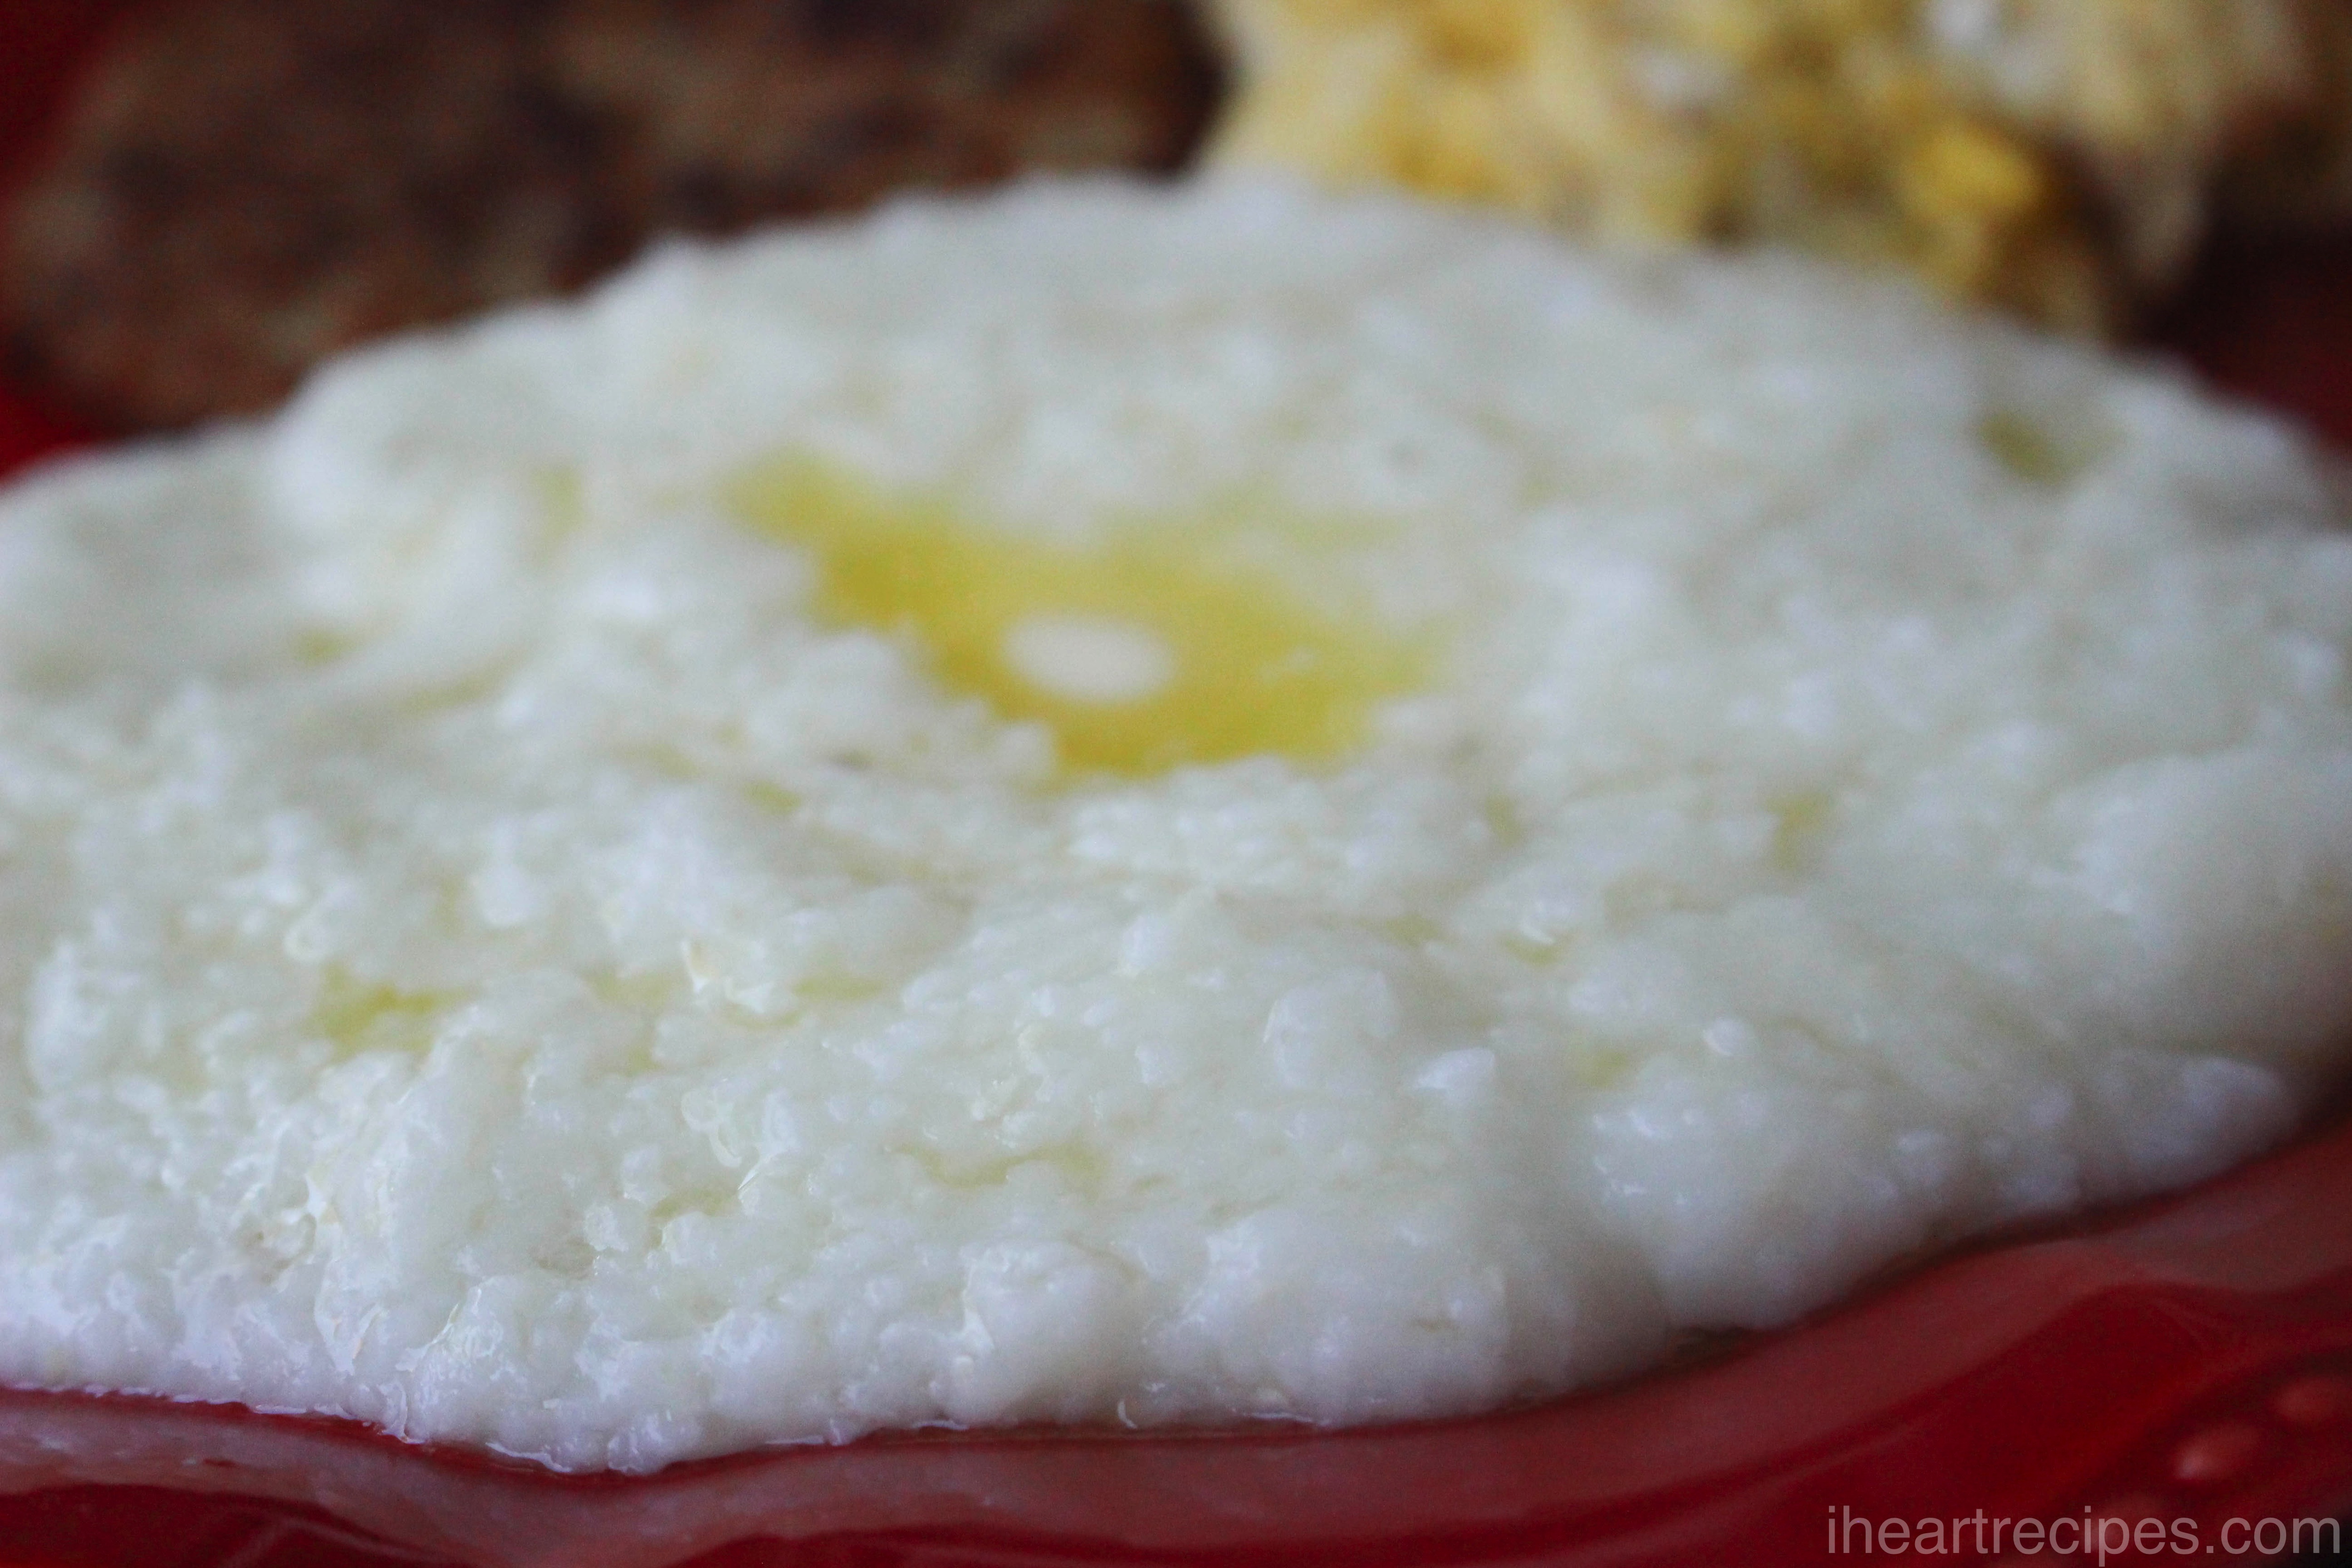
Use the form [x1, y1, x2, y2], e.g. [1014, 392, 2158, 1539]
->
[1209, 0, 2352, 331]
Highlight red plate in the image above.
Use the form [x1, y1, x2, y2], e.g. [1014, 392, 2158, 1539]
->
[1, 6, 2349, 1565]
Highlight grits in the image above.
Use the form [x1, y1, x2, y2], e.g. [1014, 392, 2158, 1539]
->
[0, 178, 2348, 1473]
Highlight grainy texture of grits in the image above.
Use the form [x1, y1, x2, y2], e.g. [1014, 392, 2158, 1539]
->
[0, 179, 2349, 1472]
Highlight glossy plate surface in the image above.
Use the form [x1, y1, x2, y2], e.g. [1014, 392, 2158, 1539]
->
[1, 5, 2349, 1564]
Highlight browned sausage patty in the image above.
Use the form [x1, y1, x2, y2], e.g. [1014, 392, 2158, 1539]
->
[1, 0, 1226, 429]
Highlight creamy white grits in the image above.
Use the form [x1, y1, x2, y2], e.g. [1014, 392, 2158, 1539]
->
[0, 178, 2348, 1473]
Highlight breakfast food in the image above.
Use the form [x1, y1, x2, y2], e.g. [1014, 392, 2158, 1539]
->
[0, 178, 2347, 1473]
[0, 0, 1222, 429]
[1209, 0, 2352, 332]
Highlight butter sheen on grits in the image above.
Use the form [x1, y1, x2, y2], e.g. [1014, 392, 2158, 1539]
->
[0, 178, 2349, 1473]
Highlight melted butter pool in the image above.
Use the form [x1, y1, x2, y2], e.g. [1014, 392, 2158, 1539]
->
[731, 459, 1431, 776]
